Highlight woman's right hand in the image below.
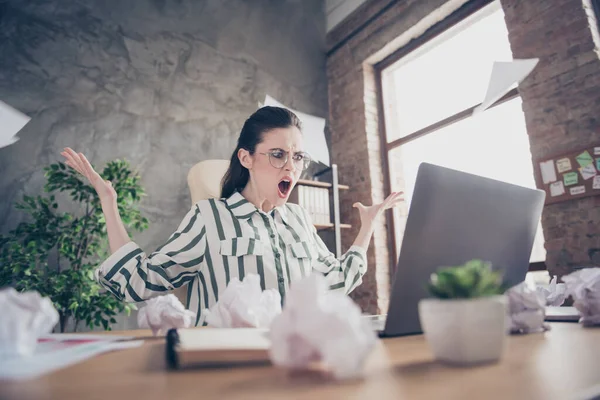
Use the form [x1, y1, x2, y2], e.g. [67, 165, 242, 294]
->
[61, 148, 117, 203]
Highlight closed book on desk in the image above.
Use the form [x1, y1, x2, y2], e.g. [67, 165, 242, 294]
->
[166, 328, 271, 369]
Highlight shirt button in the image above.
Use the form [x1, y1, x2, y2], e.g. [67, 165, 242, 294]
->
[278, 277, 285, 283]
[275, 252, 280, 258]
[270, 233, 275, 239]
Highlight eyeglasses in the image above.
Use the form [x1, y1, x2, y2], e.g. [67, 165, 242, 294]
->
[257, 149, 312, 171]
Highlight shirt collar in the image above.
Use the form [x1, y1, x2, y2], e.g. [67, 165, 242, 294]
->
[274, 204, 292, 226]
[224, 191, 291, 225]
[225, 192, 258, 220]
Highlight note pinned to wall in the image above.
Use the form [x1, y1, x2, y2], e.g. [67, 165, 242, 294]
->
[570, 185, 586, 196]
[539, 160, 557, 184]
[576, 150, 593, 168]
[262, 95, 330, 166]
[536, 142, 600, 204]
[556, 158, 572, 173]
[579, 164, 597, 180]
[564, 172, 579, 186]
[595, 147, 600, 156]
[0, 100, 30, 149]
[549, 181, 565, 197]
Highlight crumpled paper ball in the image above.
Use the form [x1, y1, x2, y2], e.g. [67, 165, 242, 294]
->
[0, 287, 59, 358]
[137, 294, 196, 336]
[536, 276, 567, 307]
[507, 281, 549, 334]
[562, 267, 600, 327]
[269, 274, 376, 380]
[203, 274, 282, 328]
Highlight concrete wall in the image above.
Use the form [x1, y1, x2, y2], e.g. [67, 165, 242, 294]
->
[0, 0, 327, 330]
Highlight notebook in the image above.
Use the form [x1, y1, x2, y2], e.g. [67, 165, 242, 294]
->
[166, 328, 272, 369]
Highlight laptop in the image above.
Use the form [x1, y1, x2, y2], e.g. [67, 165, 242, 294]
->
[374, 162, 550, 337]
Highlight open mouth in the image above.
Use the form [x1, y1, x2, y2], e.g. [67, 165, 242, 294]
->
[277, 178, 292, 198]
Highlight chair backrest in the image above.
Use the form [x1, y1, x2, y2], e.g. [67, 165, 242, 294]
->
[173, 159, 230, 308]
[187, 159, 231, 204]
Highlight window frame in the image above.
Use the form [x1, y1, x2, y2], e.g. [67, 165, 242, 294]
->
[374, 0, 544, 276]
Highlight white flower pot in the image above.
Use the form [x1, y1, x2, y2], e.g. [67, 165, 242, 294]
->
[418, 295, 508, 365]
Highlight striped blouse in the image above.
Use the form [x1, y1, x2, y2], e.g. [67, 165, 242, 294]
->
[95, 191, 367, 326]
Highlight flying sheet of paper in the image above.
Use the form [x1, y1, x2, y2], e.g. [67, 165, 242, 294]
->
[473, 58, 539, 115]
[539, 160, 557, 184]
[263, 95, 330, 166]
[0, 100, 30, 149]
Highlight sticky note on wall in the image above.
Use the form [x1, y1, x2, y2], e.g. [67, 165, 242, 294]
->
[539, 160, 557, 184]
[564, 172, 579, 186]
[549, 181, 565, 197]
[580, 164, 597, 180]
[570, 185, 586, 195]
[556, 158, 572, 173]
[576, 151, 593, 168]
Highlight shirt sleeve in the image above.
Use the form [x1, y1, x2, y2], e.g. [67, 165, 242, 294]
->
[95, 204, 206, 302]
[299, 205, 367, 294]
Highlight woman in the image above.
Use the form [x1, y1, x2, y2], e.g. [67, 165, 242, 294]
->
[61, 106, 403, 326]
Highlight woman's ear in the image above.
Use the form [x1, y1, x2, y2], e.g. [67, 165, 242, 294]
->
[238, 148, 253, 170]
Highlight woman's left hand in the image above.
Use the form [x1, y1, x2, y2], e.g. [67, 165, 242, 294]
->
[352, 191, 404, 227]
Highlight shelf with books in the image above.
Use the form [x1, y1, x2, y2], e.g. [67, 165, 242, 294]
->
[315, 223, 352, 231]
[289, 164, 349, 258]
[296, 179, 349, 191]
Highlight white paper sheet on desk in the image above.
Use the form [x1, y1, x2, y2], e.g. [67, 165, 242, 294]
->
[473, 58, 539, 115]
[263, 95, 330, 166]
[0, 100, 30, 149]
[0, 335, 143, 380]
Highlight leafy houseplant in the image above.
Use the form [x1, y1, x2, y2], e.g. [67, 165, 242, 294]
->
[427, 259, 505, 299]
[418, 259, 508, 365]
[0, 160, 148, 332]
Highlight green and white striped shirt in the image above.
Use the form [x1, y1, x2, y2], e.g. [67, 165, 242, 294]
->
[95, 191, 367, 326]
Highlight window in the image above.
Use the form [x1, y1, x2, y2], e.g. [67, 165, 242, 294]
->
[378, 0, 546, 270]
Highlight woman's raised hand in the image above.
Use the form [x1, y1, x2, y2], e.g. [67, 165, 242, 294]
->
[61, 148, 117, 203]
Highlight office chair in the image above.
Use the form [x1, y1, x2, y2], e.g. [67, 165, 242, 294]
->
[172, 159, 230, 307]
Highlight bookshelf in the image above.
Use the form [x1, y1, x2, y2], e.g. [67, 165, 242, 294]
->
[296, 179, 350, 190]
[289, 164, 349, 258]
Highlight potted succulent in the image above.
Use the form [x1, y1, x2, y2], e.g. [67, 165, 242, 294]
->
[418, 259, 507, 365]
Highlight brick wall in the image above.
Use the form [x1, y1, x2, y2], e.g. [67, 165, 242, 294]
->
[326, 0, 466, 313]
[502, 0, 600, 276]
[327, 0, 600, 311]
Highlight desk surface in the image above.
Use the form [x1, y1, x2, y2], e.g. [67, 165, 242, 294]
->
[1, 323, 599, 400]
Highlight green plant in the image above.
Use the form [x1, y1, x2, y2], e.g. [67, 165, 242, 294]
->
[0, 160, 148, 332]
[427, 259, 505, 299]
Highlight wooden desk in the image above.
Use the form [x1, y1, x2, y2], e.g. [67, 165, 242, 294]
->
[1, 323, 599, 400]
